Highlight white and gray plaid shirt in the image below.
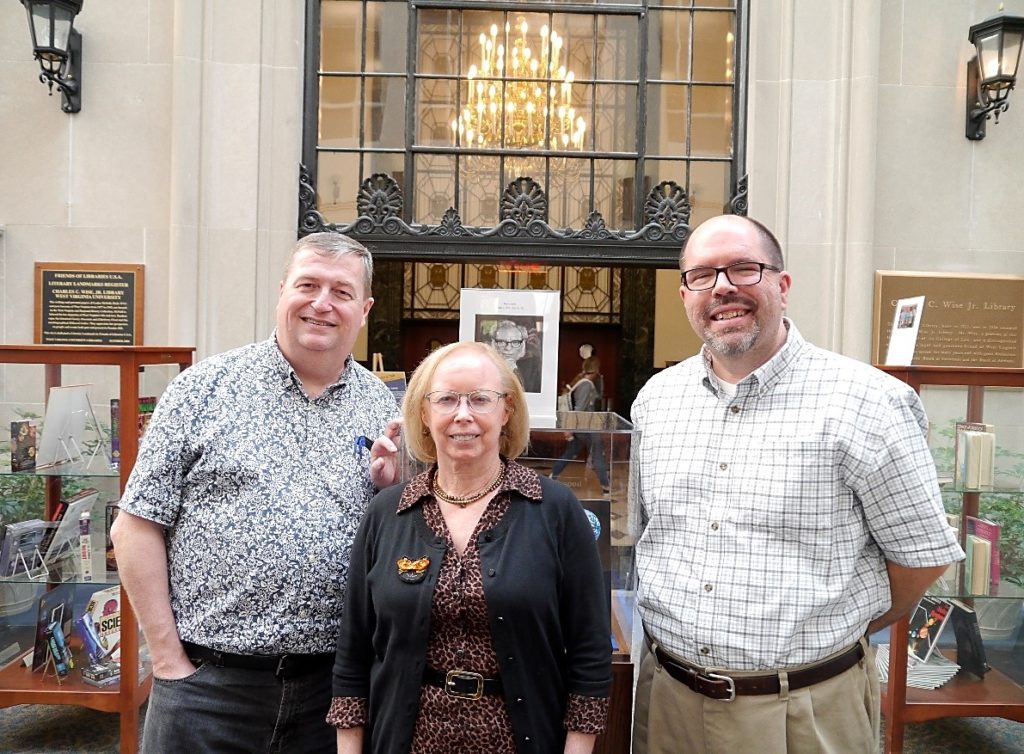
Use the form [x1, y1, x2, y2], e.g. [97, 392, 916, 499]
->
[632, 320, 963, 670]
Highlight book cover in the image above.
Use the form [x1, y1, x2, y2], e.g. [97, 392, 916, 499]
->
[907, 596, 954, 663]
[0, 519, 47, 577]
[948, 598, 989, 678]
[954, 423, 996, 490]
[138, 396, 157, 440]
[966, 535, 992, 595]
[31, 582, 74, 672]
[41, 488, 98, 564]
[78, 509, 93, 582]
[966, 515, 1001, 586]
[85, 585, 122, 662]
[10, 419, 37, 471]
[0, 623, 35, 672]
[104, 502, 120, 572]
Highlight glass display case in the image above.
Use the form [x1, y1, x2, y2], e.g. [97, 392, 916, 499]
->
[0, 345, 194, 754]
[877, 366, 1024, 754]
[520, 412, 638, 754]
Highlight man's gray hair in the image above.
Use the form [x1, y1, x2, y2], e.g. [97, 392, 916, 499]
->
[286, 232, 374, 296]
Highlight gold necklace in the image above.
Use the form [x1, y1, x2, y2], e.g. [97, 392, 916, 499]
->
[432, 464, 504, 507]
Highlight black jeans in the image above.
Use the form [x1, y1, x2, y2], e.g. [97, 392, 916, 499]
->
[142, 661, 334, 754]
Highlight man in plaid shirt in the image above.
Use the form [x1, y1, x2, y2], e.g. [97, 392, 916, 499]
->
[631, 215, 963, 754]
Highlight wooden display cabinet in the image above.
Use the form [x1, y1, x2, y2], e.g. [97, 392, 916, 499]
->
[877, 365, 1024, 754]
[0, 345, 194, 754]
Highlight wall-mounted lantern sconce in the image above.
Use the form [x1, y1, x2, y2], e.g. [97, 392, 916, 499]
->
[20, 0, 84, 114]
[966, 9, 1024, 140]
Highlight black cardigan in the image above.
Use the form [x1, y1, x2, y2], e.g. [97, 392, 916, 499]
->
[332, 473, 611, 753]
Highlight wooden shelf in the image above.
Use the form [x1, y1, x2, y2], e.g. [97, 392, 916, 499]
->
[0, 345, 194, 754]
[883, 654, 1024, 724]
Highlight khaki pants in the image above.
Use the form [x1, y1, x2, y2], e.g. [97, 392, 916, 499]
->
[632, 638, 880, 754]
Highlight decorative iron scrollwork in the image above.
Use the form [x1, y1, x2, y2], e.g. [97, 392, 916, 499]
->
[644, 181, 690, 233]
[501, 177, 547, 225]
[729, 174, 748, 216]
[297, 165, 692, 253]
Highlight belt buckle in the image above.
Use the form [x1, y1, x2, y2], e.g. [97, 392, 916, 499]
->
[445, 669, 484, 700]
[705, 671, 736, 702]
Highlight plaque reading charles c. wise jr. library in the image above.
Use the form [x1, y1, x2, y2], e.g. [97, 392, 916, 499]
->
[35, 263, 144, 346]
[872, 271, 1023, 368]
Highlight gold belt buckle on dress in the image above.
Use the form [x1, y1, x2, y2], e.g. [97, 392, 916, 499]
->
[445, 669, 485, 700]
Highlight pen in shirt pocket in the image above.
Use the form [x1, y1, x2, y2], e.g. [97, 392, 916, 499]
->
[353, 434, 373, 457]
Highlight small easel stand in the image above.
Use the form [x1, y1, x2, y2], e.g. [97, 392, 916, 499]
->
[41, 648, 66, 686]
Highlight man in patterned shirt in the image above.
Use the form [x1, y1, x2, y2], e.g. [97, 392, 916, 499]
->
[630, 215, 963, 754]
[112, 233, 401, 753]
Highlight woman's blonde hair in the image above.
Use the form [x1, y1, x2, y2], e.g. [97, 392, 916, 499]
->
[402, 341, 531, 463]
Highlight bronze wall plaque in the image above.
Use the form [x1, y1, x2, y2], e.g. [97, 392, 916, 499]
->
[34, 262, 145, 346]
[872, 271, 1023, 368]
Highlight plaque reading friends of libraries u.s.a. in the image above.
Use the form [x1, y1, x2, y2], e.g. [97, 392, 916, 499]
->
[872, 271, 1023, 368]
[34, 263, 144, 346]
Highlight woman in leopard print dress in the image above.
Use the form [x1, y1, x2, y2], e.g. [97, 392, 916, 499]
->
[329, 341, 610, 753]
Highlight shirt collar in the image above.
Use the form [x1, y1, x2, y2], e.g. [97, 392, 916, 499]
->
[269, 330, 352, 394]
[397, 458, 543, 513]
[701, 318, 806, 398]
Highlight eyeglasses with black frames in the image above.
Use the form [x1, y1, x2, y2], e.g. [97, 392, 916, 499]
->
[493, 338, 524, 348]
[424, 390, 508, 415]
[680, 261, 782, 292]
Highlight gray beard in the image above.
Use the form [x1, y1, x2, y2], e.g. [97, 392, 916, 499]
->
[704, 320, 761, 356]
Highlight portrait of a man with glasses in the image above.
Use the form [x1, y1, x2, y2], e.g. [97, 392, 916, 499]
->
[477, 316, 542, 392]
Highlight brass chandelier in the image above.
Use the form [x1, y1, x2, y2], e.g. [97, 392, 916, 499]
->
[451, 17, 587, 156]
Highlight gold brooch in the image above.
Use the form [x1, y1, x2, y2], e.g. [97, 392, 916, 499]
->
[397, 557, 430, 583]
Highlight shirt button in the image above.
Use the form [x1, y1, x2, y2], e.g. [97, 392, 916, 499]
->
[710, 522, 719, 531]
[704, 583, 713, 592]
[484, 533, 493, 542]
[516, 697, 524, 704]
[700, 646, 710, 655]
[497, 616, 505, 622]
[488, 568, 496, 577]
[507, 656, 515, 662]
[730, 405, 740, 414]
[719, 462, 728, 470]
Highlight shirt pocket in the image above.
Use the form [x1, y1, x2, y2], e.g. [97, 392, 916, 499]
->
[729, 440, 837, 561]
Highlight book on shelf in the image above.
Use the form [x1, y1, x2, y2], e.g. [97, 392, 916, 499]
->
[40, 487, 99, 565]
[953, 422, 996, 490]
[31, 582, 74, 672]
[0, 519, 48, 577]
[0, 624, 35, 672]
[965, 534, 992, 596]
[10, 419, 37, 471]
[965, 515, 1001, 586]
[109, 396, 157, 467]
[104, 501, 120, 572]
[907, 596, 954, 664]
[948, 598, 990, 678]
[85, 585, 122, 662]
[78, 508, 93, 582]
[81, 659, 120, 687]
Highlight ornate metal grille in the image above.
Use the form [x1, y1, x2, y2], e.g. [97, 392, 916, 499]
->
[301, 0, 748, 267]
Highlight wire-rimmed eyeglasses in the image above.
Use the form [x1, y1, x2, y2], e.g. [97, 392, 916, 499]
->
[424, 390, 507, 414]
[681, 261, 782, 292]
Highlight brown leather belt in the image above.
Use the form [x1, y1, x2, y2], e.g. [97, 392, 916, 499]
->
[647, 635, 864, 701]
